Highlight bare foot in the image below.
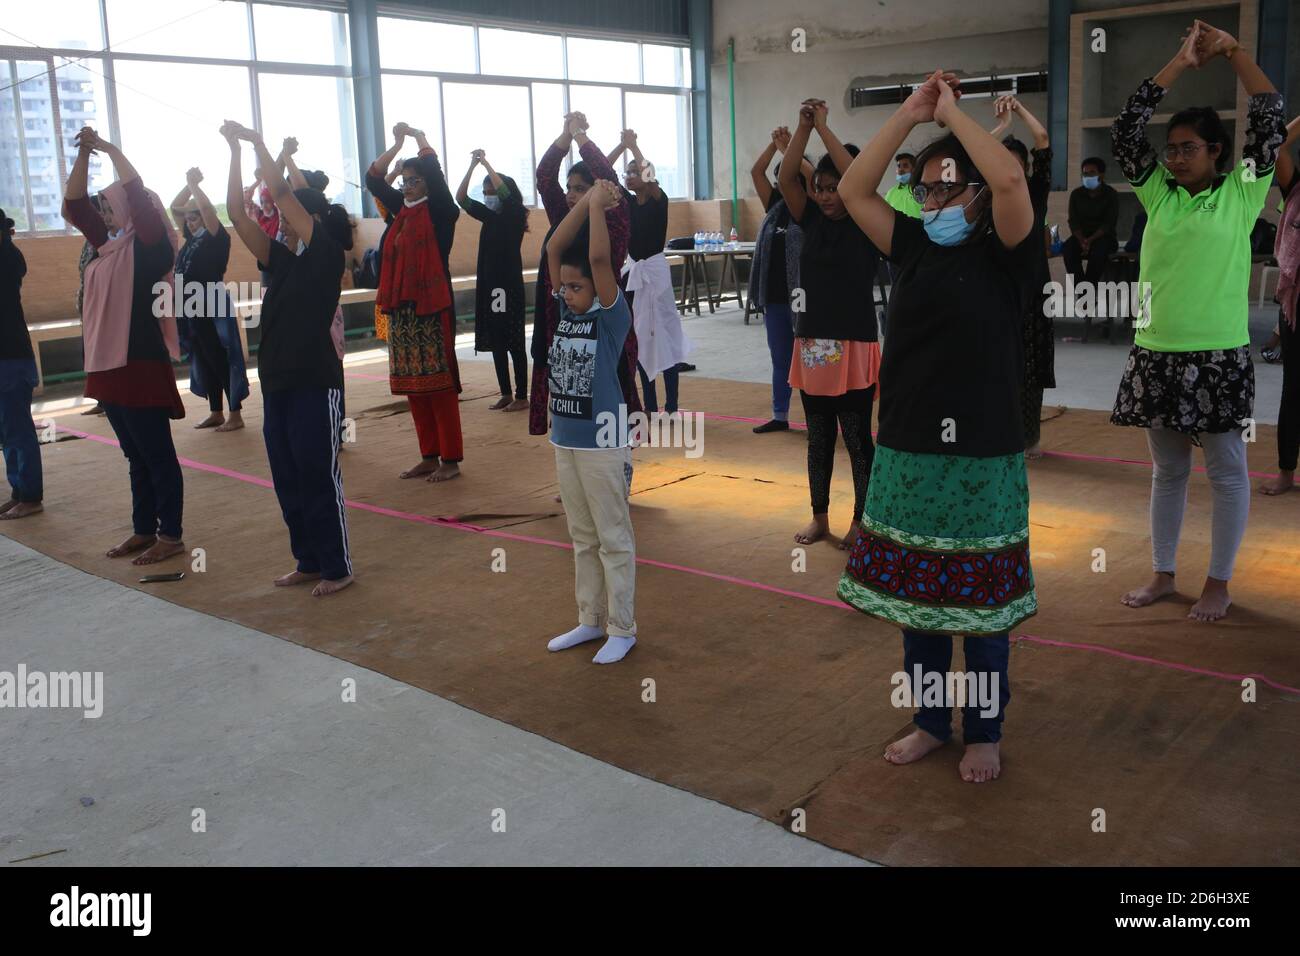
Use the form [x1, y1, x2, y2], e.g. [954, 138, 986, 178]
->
[427, 462, 461, 483]
[81, 403, 106, 416]
[0, 501, 43, 519]
[1120, 572, 1176, 608]
[215, 411, 245, 432]
[1259, 470, 1295, 496]
[488, 396, 511, 410]
[1025, 443, 1044, 460]
[313, 575, 354, 596]
[794, 514, 830, 545]
[132, 536, 185, 566]
[960, 742, 1001, 783]
[275, 570, 322, 587]
[505, 398, 529, 412]
[884, 727, 947, 765]
[194, 412, 225, 429]
[400, 459, 439, 479]
[107, 533, 156, 558]
[1189, 577, 1232, 623]
[840, 520, 862, 551]
[0, 499, 14, 515]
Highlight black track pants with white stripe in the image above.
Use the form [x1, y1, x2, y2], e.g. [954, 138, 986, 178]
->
[262, 386, 352, 580]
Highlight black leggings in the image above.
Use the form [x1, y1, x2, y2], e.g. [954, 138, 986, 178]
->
[493, 342, 527, 400]
[1280, 313, 1300, 472]
[800, 386, 876, 519]
[192, 319, 238, 413]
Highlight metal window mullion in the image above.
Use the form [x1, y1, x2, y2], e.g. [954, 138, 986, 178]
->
[250, 64, 263, 135]
[6, 60, 37, 232]
[46, 56, 68, 224]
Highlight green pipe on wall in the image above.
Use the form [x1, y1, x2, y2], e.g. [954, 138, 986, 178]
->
[728, 38, 738, 229]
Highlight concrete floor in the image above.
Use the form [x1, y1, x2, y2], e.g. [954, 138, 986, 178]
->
[7, 302, 1285, 867]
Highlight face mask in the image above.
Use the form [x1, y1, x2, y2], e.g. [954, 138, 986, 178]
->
[108, 227, 125, 240]
[1082, 175, 1100, 190]
[484, 195, 502, 211]
[922, 186, 984, 246]
[896, 172, 911, 185]
[295, 239, 306, 256]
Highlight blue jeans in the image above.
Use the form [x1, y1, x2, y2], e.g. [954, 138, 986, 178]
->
[637, 363, 679, 414]
[0, 359, 42, 503]
[763, 303, 795, 420]
[902, 630, 1011, 744]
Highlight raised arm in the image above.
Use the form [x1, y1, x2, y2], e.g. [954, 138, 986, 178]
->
[1112, 29, 1201, 183]
[588, 181, 621, 306]
[808, 101, 854, 176]
[751, 130, 780, 208]
[223, 123, 272, 262]
[169, 182, 193, 232]
[1194, 21, 1285, 173]
[1277, 116, 1300, 196]
[778, 106, 814, 222]
[1012, 96, 1050, 150]
[456, 150, 479, 206]
[281, 137, 308, 191]
[412, 127, 458, 232]
[620, 129, 663, 201]
[62, 129, 107, 246]
[186, 168, 221, 235]
[933, 78, 1032, 248]
[481, 154, 506, 194]
[537, 117, 574, 225]
[367, 124, 407, 213]
[606, 132, 628, 169]
[547, 190, 592, 286]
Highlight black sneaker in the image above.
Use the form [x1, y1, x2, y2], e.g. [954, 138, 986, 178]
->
[753, 419, 790, 434]
[674, 362, 697, 372]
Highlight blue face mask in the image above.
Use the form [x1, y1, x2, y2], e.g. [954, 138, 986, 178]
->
[1082, 175, 1100, 190]
[896, 172, 911, 185]
[484, 194, 502, 211]
[922, 187, 984, 246]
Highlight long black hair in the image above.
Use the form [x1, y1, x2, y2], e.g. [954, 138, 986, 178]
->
[1167, 106, 1233, 173]
[485, 173, 530, 232]
[294, 187, 354, 250]
[911, 132, 994, 242]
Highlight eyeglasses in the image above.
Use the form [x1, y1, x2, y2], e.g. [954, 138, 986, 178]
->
[400, 177, 424, 188]
[1163, 142, 1210, 161]
[911, 181, 982, 205]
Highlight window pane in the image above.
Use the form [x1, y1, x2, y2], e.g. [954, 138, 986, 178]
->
[442, 83, 536, 206]
[531, 81, 565, 194]
[0, 0, 103, 50]
[10, 62, 66, 230]
[567, 37, 639, 84]
[107, 0, 250, 57]
[378, 17, 474, 73]
[380, 74, 443, 163]
[642, 44, 689, 88]
[115, 61, 252, 209]
[567, 85, 623, 156]
[253, 3, 349, 66]
[258, 73, 360, 213]
[625, 92, 690, 199]
[479, 27, 562, 80]
[56, 57, 113, 196]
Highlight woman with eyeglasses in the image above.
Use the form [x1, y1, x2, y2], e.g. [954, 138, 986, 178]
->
[366, 122, 462, 483]
[779, 98, 881, 551]
[169, 166, 249, 433]
[835, 71, 1038, 783]
[1110, 21, 1285, 622]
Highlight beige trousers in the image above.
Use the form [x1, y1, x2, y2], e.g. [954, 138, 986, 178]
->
[554, 445, 637, 637]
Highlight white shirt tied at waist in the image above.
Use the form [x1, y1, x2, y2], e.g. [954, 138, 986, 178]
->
[622, 252, 691, 379]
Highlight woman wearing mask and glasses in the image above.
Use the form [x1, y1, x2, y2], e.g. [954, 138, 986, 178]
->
[835, 70, 1039, 784]
[1110, 21, 1285, 623]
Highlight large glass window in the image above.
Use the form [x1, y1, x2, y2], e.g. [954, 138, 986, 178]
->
[253, 4, 349, 66]
[114, 61, 253, 205]
[566, 37, 639, 84]
[531, 82, 566, 173]
[380, 73, 444, 161]
[258, 72, 359, 213]
[479, 28, 563, 80]
[624, 92, 691, 200]
[0, 0, 104, 50]
[442, 83, 535, 205]
[106, 0, 251, 57]
[377, 17, 475, 73]
[2, 59, 69, 231]
[569, 85, 623, 152]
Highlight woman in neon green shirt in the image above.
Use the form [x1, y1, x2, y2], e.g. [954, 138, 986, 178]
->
[1109, 20, 1285, 622]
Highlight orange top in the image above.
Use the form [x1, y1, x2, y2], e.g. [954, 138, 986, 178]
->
[788, 338, 881, 396]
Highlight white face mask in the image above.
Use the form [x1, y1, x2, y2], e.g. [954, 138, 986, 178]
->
[295, 239, 306, 256]
[484, 194, 502, 211]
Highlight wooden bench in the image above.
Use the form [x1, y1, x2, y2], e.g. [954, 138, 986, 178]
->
[28, 319, 84, 396]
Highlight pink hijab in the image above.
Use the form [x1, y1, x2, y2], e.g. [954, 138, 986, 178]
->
[81, 180, 180, 372]
[1277, 182, 1300, 330]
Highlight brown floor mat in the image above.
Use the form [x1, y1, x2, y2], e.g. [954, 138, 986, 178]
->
[6, 359, 1298, 865]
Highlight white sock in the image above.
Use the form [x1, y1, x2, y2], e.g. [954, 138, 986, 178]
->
[548, 623, 605, 652]
[593, 635, 636, 664]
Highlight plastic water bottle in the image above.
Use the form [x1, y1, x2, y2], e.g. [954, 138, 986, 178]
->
[694, 230, 703, 251]
[712, 231, 722, 251]
[728, 226, 739, 250]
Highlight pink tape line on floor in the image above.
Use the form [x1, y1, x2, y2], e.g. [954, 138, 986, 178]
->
[53, 424, 1299, 695]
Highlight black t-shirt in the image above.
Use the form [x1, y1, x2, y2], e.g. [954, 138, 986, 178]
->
[623, 186, 668, 262]
[795, 204, 880, 341]
[877, 212, 1035, 457]
[176, 224, 231, 288]
[764, 192, 791, 304]
[0, 240, 32, 361]
[257, 233, 344, 393]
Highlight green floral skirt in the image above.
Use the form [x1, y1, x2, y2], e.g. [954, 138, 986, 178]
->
[837, 444, 1037, 635]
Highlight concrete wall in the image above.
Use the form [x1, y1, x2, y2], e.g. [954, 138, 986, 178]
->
[709, 0, 1050, 201]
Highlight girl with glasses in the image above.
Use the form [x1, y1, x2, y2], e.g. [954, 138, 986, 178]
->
[834, 70, 1040, 783]
[1110, 20, 1286, 622]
